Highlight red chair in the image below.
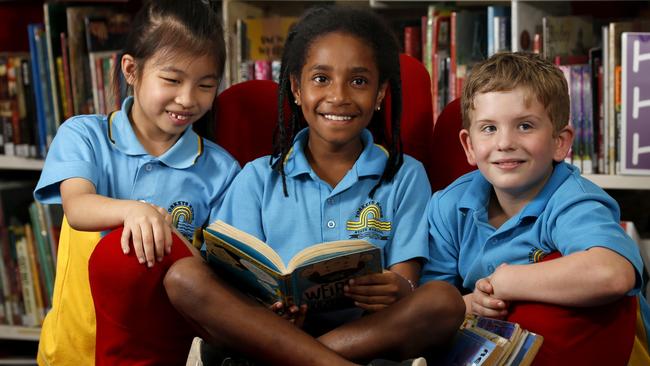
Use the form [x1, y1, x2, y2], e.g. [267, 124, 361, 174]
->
[214, 80, 279, 166]
[429, 98, 475, 192]
[382, 54, 436, 186]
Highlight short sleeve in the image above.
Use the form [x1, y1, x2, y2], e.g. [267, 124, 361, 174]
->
[420, 191, 463, 287]
[551, 196, 644, 293]
[215, 160, 267, 242]
[34, 117, 102, 204]
[383, 160, 431, 267]
[206, 158, 241, 225]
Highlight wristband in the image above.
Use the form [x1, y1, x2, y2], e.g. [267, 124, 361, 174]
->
[406, 278, 416, 292]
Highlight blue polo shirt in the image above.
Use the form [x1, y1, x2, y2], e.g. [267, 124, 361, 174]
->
[34, 96, 240, 239]
[217, 128, 430, 268]
[422, 161, 644, 293]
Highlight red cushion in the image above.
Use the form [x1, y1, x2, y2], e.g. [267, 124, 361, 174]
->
[214, 80, 279, 166]
[89, 228, 195, 366]
[429, 98, 475, 192]
[505, 252, 637, 366]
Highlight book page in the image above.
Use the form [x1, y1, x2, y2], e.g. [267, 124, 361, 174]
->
[206, 220, 286, 272]
[287, 239, 375, 272]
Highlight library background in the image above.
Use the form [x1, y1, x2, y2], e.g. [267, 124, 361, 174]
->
[0, 0, 650, 363]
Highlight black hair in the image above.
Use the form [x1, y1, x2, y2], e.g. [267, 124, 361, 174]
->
[112, 0, 225, 138]
[272, 6, 403, 198]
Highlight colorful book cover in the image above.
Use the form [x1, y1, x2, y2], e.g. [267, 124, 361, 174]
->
[442, 328, 499, 366]
[203, 220, 382, 312]
[607, 21, 650, 174]
[621, 32, 650, 175]
[240, 16, 297, 61]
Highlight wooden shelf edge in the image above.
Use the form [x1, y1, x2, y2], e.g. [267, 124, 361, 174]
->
[0, 359, 36, 365]
[0, 156, 43, 171]
[582, 174, 650, 190]
[0, 325, 40, 341]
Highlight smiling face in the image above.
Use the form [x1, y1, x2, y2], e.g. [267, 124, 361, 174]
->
[290, 31, 387, 154]
[123, 49, 220, 144]
[459, 87, 573, 200]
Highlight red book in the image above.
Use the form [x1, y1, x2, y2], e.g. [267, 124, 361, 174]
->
[403, 26, 421, 61]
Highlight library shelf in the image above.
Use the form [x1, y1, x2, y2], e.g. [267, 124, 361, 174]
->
[0, 157, 44, 171]
[0, 325, 39, 341]
[583, 174, 650, 191]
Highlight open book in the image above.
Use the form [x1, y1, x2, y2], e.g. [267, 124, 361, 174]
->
[203, 220, 382, 312]
[443, 314, 544, 366]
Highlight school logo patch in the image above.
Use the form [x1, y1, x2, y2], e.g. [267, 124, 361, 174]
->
[168, 201, 195, 240]
[346, 201, 391, 240]
[528, 248, 549, 263]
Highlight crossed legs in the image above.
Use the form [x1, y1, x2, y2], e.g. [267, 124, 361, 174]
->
[164, 256, 464, 365]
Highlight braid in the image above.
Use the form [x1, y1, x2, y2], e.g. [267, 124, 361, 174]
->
[369, 73, 403, 198]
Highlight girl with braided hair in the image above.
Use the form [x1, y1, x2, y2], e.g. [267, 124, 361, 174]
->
[165, 6, 464, 365]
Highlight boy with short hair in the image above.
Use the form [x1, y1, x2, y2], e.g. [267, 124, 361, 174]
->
[422, 52, 650, 363]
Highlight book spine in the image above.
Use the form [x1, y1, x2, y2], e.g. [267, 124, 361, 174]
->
[43, 3, 62, 129]
[27, 24, 48, 158]
[15, 232, 37, 327]
[23, 223, 45, 324]
[60, 32, 75, 118]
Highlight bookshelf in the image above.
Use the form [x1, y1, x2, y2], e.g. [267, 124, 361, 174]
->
[0, 157, 43, 171]
[0, 0, 646, 362]
[0, 325, 39, 342]
[584, 174, 650, 190]
[221, 0, 650, 230]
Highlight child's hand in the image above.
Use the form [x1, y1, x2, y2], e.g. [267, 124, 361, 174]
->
[269, 302, 307, 328]
[344, 270, 412, 312]
[121, 201, 173, 267]
[468, 277, 509, 319]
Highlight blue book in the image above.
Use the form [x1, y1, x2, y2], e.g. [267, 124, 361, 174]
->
[27, 24, 49, 158]
[487, 5, 510, 56]
[203, 220, 382, 312]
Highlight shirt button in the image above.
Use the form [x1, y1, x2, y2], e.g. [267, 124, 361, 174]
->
[326, 220, 336, 229]
[145, 164, 153, 172]
[327, 198, 334, 204]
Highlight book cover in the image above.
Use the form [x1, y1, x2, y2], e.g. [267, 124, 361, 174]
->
[27, 24, 50, 158]
[487, 5, 510, 57]
[65, 6, 114, 115]
[511, 1, 568, 53]
[542, 15, 594, 61]
[621, 32, 650, 175]
[607, 21, 650, 175]
[84, 13, 131, 53]
[442, 327, 499, 366]
[240, 16, 297, 62]
[43, 2, 68, 127]
[203, 220, 382, 312]
[445, 314, 543, 366]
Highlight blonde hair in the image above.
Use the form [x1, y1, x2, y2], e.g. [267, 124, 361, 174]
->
[461, 52, 569, 134]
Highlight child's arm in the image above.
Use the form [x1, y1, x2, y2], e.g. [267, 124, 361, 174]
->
[486, 247, 636, 307]
[61, 177, 173, 267]
[344, 259, 421, 312]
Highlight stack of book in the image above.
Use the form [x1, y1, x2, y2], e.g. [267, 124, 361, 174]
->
[443, 314, 543, 366]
